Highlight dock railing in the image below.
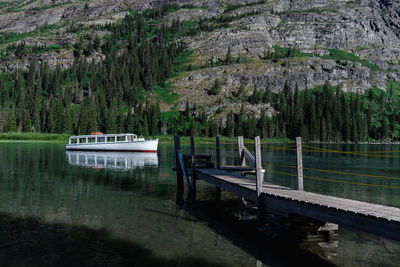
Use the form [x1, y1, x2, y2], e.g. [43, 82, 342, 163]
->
[174, 135, 305, 201]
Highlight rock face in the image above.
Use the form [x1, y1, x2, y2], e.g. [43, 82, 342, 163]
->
[0, 0, 399, 117]
[168, 0, 400, 115]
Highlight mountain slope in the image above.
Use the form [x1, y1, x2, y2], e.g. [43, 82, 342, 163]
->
[0, 0, 399, 141]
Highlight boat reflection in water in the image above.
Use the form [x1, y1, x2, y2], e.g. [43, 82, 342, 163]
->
[66, 151, 158, 170]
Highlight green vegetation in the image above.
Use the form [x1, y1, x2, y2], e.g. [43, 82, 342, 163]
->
[388, 80, 400, 91]
[1, 43, 65, 58]
[242, 80, 400, 142]
[279, 7, 338, 15]
[262, 45, 313, 62]
[29, 2, 72, 11]
[0, 24, 61, 46]
[0, 5, 186, 137]
[156, 135, 290, 144]
[152, 83, 178, 104]
[0, 132, 290, 144]
[262, 46, 382, 71]
[0, 132, 69, 141]
[224, 1, 267, 13]
[0, 3, 399, 143]
[321, 48, 382, 70]
[6, 0, 36, 13]
[208, 79, 221, 95]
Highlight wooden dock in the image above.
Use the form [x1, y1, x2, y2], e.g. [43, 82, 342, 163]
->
[174, 136, 400, 242]
[196, 168, 400, 242]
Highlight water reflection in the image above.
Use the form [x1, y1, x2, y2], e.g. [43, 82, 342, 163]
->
[66, 151, 158, 170]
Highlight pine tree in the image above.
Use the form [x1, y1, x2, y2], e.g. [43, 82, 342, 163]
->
[263, 86, 271, 103]
[225, 111, 235, 137]
[236, 83, 246, 98]
[209, 79, 221, 95]
[142, 114, 149, 136]
[225, 46, 233, 64]
[54, 98, 65, 133]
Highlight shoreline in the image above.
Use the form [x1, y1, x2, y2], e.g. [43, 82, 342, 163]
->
[0, 132, 398, 145]
[0, 133, 290, 144]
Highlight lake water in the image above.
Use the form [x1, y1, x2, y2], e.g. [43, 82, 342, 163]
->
[0, 142, 399, 266]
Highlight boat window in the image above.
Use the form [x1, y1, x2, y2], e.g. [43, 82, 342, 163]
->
[70, 138, 78, 144]
[107, 136, 116, 142]
[127, 135, 131, 142]
[87, 156, 95, 166]
[79, 138, 86, 143]
[97, 137, 105, 143]
[88, 137, 96, 143]
[97, 156, 105, 165]
[117, 136, 126, 142]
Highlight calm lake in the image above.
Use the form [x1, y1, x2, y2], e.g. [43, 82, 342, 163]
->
[0, 142, 399, 266]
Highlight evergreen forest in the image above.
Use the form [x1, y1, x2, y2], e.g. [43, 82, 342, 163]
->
[0, 3, 399, 142]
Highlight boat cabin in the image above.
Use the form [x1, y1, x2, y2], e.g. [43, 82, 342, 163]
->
[69, 133, 143, 144]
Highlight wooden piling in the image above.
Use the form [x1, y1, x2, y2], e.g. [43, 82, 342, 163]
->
[174, 135, 184, 203]
[254, 136, 263, 197]
[296, 137, 304, 191]
[237, 136, 245, 166]
[190, 136, 196, 200]
[254, 136, 264, 223]
[216, 136, 221, 201]
[216, 136, 221, 169]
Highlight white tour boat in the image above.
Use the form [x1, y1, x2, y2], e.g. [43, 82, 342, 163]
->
[66, 133, 158, 152]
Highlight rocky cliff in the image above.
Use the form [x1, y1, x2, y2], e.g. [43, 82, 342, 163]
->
[0, 0, 399, 117]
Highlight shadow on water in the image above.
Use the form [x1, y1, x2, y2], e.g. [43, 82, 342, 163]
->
[179, 198, 336, 267]
[0, 212, 223, 267]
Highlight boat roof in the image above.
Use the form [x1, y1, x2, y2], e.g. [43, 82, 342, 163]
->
[69, 133, 138, 139]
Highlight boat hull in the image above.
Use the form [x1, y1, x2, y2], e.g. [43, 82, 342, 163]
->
[66, 139, 158, 152]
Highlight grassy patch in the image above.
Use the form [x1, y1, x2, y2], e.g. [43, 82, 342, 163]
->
[6, 0, 36, 12]
[0, 24, 61, 46]
[273, 45, 313, 58]
[30, 2, 71, 11]
[172, 50, 194, 74]
[320, 48, 382, 71]
[224, 1, 267, 13]
[0, 132, 69, 141]
[354, 45, 368, 52]
[264, 46, 384, 71]
[388, 80, 400, 91]
[154, 135, 291, 144]
[279, 7, 338, 15]
[152, 83, 178, 104]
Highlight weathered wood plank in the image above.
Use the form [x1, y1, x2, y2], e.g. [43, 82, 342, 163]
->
[296, 137, 304, 191]
[243, 147, 255, 166]
[174, 136, 183, 203]
[177, 149, 191, 189]
[219, 166, 254, 172]
[190, 136, 196, 200]
[237, 136, 245, 166]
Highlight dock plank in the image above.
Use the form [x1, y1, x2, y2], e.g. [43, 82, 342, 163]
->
[196, 168, 400, 241]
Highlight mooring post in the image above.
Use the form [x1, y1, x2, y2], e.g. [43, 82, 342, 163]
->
[296, 137, 304, 191]
[174, 135, 184, 203]
[216, 136, 221, 169]
[216, 136, 221, 201]
[254, 136, 264, 224]
[237, 136, 245, 166]
[190, 136, 196, 201]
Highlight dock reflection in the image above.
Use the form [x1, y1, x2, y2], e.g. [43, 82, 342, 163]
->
[66, 151, 158, 170]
